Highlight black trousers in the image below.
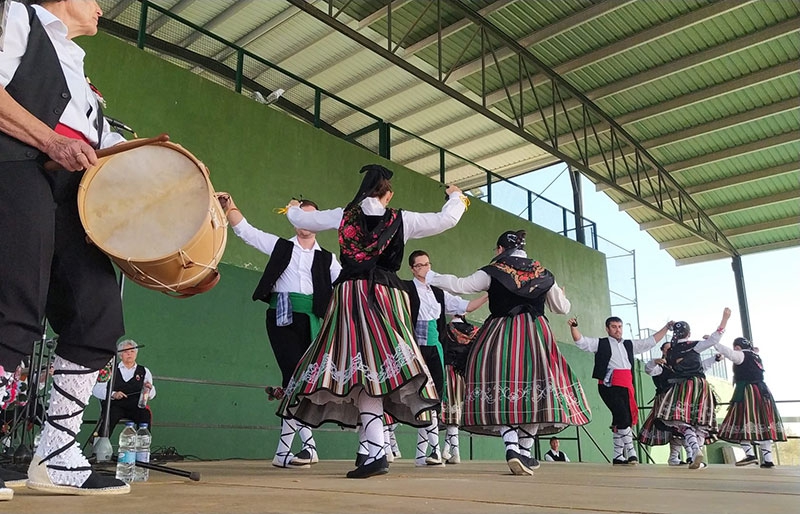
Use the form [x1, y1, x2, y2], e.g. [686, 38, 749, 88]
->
[598, 384, 633, 430]
[98, 397, 152, 435]
[265, 309, 313, 388]
[0, 160, 123, 371]
[419, 346, 444, 407]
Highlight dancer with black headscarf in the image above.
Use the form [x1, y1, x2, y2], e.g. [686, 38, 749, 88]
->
[278, 164, 467, 478]
[714, 336, 786, 468]
[427, 230, 591, 476]
[653, 307, 731, 470]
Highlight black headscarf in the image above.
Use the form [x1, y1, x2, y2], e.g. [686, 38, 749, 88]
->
[733, 337, 753, 350]
[347, 164, 393, 209]
[492, 230, 526, 263]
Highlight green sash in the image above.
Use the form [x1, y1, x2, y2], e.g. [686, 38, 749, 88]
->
[269, 293, 323, 340]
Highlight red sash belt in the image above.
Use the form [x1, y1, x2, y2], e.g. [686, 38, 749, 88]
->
[600, 369, 638, 426]
[55, 123, 91, 145]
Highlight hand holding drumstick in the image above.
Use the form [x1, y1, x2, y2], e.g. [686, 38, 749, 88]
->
[216, 192, 243, 226]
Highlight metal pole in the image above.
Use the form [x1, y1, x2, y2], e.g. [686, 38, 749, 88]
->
[568, 165, 585, 244]
[731, 255, 752, 340]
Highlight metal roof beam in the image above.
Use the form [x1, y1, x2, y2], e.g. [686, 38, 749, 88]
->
[599, 131, 800, 192]
[659, 216, 800, 249]
[639, 190, 800, 230]
[178, 0, 256, 48]
[394, 17, 799, 158]
[482, 0, 755, 107]
[617, 162, 799, 211]
[363, 0, 624, 126]
[676, 239, 800, 265]
[358, 0, 416, 29]
[105, 0, 136, 20]
[145, 0, 194, 34]
[286, 0, 737, 255]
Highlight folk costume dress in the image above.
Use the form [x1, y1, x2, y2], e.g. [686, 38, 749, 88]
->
[278, 171, 466, 436]
[653, 326, 722, 469]
[715, 339, 785, 467]
[428, 249, 591, 473]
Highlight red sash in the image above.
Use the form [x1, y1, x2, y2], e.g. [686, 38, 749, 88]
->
[604, 369, 638, 426]
[55, 123, 91, 145]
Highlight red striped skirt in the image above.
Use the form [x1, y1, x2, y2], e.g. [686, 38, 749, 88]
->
[279, 280, 438, 428]
[442, 365, 465, 426]
[462, 313, 591, 436]
[718, 382, 786, 442]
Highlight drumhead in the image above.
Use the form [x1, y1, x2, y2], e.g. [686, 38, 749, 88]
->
[81, 144, 210, 260]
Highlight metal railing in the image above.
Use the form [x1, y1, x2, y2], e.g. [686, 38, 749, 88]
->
[99, 0, 597, 249]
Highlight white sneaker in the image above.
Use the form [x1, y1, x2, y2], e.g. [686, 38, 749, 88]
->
[273, 453, 307, 469]
[446, 453, 461, 464]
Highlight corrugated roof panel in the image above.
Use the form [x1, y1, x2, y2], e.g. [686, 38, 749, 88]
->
[717, 201, 799, 227]
[730, 225, 800, 247]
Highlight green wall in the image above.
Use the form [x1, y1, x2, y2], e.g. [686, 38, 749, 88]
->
[77, 33, 624, 462]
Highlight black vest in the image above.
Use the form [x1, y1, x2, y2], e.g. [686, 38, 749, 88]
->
[112, 364, 147, 408]
[591, 338, 634, 380]
[651, 367, 674, 395]
[545, 449, 567, 462]
[405, 280, 447, 345]
[667, 341, 705, 380]
[0, 5, 71, 162]
[732, 350, 764, 384]
[251, 238, 334, 319]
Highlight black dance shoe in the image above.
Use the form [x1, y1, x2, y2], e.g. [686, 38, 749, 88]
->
[346, 456, 389, 479]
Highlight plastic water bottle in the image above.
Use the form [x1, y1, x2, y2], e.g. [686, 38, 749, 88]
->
[134, 423, 151, 482]
[115, 421, 136, 483]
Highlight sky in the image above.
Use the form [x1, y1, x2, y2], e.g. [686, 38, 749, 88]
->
[505, 164, 800, 417]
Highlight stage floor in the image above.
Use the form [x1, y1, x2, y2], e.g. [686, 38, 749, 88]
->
[9, 459, 799, 513]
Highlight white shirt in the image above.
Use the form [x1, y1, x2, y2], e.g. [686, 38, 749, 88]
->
[714, 343, 746, 365]
[425, 250, 571, 315]
[575, 334, 658, 370]
[285, 193, 466, 242]
[0, 3, 124, 148]
[233, 218, 341, 294]
[413, 277, 469, 321]
[92, 362, 156, 400]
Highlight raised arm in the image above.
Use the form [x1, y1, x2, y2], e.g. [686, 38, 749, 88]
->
[631, 321, 674, 354]
[693, 307, 732, 353]
[286, 204, 344, 232]
[568, 319, 599, 353]
[714, 342, 744, 365]
[402, 186, 466, 240]
[427, 269, 491, 295]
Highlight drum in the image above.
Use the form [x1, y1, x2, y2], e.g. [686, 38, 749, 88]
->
[77, 141, 227, 296]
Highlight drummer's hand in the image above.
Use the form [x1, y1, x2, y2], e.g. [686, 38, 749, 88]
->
[287, 199, 301, 209]
[216, 192, 234, 212]
[43, 133, 98, 172]
[111, 391, 127, 400]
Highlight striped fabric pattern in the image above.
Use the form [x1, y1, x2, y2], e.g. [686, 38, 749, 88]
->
[653, 376, 717, 430]
[718, 383, 786, 442]
[638, 396, 674, 446]
[462, 313, 591, 436]
[280, 280, 438, 428]
[442, 364, 465, 426]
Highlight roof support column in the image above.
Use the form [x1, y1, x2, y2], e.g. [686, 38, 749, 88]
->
[731, 255, 752, 341]
[568, 165, 585, 245]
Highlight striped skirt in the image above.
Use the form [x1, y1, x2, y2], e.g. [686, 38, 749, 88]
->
[279, 280, 438, 428]
[718, 382, 786, 443]
[638, 395, 675, 446]
[462, 313, 591, 437]
[653, 376, 717, 430]
[442, 365, 465, 426]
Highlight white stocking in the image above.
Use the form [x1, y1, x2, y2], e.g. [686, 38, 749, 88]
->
[517, 424, 537, 458]
[274, 418, 298, 465]
[759, 440, 774, 463]
[33, 356, 98, 487]
[501, 426, 519, 454]
[357, 391, 385, 465]
[298, 423, 316, 456]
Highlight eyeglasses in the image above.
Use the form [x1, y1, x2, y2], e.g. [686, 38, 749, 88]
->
[412, 262, 431, 269]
